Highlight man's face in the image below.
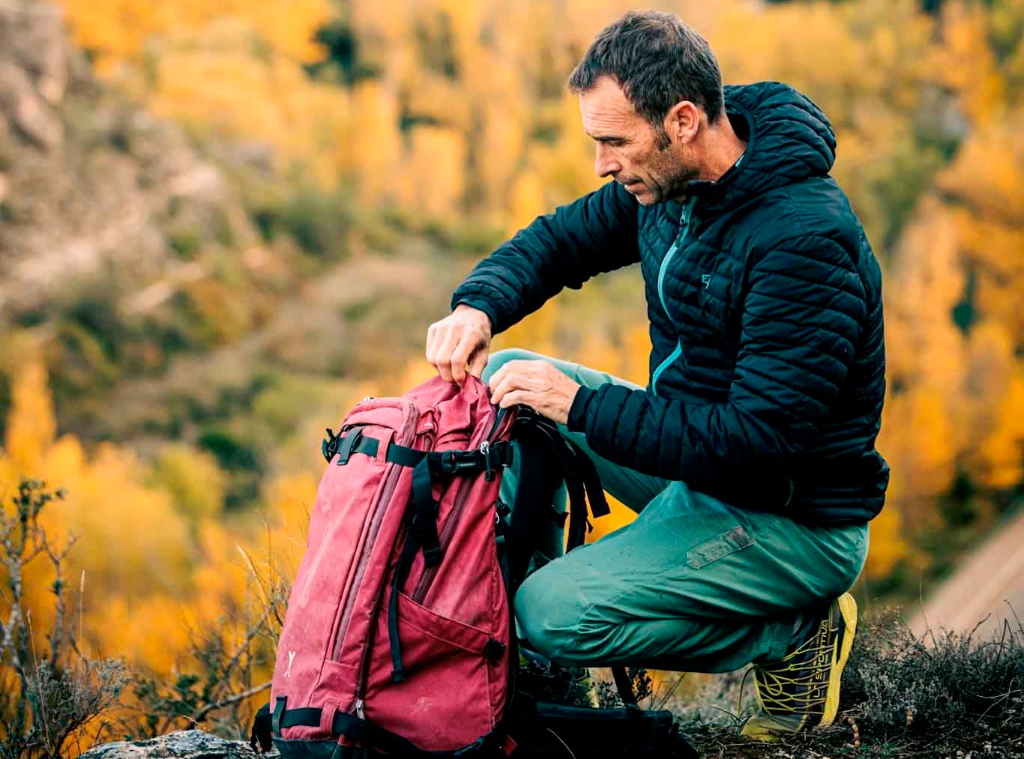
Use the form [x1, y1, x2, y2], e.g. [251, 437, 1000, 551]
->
[579, 77, 697, 205]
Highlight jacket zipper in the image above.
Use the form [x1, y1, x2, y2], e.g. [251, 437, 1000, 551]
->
[331, 401, 420, 662]
[409, 407, 510, 604]
[652, 197, 696, 396]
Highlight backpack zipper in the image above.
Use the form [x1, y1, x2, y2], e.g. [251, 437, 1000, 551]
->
[330, 400, 420, 662]
[652, 197, 696, 396]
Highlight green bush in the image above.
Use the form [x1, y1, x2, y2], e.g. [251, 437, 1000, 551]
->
[842, 610, 1024, 742]
[167, 227, 202, 260]
[197, 427, 264, 511]
[673, 608, 1024, 757]
[149, 444, 227, 523]
[252, 185, 352, 261]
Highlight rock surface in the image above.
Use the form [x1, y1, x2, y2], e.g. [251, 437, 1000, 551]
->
[80, 730, 272, 759]
[0, 0, 253, 319]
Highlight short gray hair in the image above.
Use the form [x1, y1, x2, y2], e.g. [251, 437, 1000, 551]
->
[568, 11, 724, 128]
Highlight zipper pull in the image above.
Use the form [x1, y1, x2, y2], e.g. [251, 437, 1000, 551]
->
[355, 699, 365, 719]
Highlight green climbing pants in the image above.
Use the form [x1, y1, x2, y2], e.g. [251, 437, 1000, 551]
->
[484, 349, 869, 673]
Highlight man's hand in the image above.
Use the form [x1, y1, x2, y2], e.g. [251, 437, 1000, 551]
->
[426, 304, 493, 385]
[488, 360, 581, 425]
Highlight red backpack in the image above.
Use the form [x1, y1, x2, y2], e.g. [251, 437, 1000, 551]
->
[251, 375, 698, 759]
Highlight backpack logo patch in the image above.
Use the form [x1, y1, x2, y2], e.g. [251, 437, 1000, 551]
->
[285, 650, 297, 678]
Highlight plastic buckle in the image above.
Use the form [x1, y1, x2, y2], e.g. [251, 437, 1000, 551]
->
[321, 428, 339, 463]
[440, 450, 459, 474]
[481, 441, 495, 482]
[440, 450, 479, 475]
[422, 545, 443, 567]
[336, 429, 362, 466]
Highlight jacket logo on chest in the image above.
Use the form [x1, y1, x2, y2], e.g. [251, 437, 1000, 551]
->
[701, 273, 713, 289]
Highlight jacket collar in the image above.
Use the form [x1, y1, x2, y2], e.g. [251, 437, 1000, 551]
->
[682, 82, 836, 216]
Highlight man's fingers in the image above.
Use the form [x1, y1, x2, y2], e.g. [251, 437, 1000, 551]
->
[449, 332, 482, 386]
[425, 323, 442, 368]
[490, 370, 524, 406]
[435, 328, 465, 383]
[468, 347, 489, 379]
[494, 389, 528, 410]
[442, 326, 480, 384]
[489, 360, 543, 399]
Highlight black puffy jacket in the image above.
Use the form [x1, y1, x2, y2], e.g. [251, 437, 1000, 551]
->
[453, 82, 889, 525]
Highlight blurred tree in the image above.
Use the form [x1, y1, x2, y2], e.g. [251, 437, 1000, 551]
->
[349, 82, 403, 207]
[60, 0, 331, 72]
[34, 0, 1024, 642]
[150, 444, 227, 524]
[397, 125, 468, 217]
[3, 361, 56, 477]
[936, 0, 1009, 126]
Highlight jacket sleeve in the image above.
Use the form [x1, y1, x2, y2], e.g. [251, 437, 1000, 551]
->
[451, 180, 640, 334]
[567, 235, 867, 507]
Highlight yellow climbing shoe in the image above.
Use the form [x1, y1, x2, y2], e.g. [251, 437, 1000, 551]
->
[740, 593, 857, 741]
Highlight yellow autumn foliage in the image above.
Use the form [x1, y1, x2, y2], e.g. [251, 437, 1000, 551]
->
[60, 0, 331, 72]
[148, 21, 352, 184]
[0, 2, 1013, 738]
[150, 444, 227, 523]
[3, 361, 57, 477]
[397, 126, 469, 217]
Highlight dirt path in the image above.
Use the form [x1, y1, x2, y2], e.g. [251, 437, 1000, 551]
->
[910, 508, 1024, 639]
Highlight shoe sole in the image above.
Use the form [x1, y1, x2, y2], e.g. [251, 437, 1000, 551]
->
[820, 592, 857, 728]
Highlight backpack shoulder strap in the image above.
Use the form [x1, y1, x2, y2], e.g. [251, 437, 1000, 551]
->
[506, 409, 636, 711]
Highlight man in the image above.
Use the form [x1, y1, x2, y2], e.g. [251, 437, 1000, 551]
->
[425, 10, 888, 740]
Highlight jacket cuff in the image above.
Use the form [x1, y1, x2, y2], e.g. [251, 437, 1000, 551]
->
[567, 385, 598, 432]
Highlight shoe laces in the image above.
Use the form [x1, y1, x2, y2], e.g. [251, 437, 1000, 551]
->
[750, 634, 832, 714]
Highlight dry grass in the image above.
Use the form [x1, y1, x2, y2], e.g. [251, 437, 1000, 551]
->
[656, 608, 1024, 758]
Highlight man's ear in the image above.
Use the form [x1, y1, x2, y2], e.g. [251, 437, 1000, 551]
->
[663, 101, 701, 145]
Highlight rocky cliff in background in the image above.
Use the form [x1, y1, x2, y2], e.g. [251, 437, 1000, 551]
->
[0, 0, 251, 321]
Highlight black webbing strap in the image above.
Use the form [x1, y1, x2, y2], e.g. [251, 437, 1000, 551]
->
[251, 702, 272, 752]
[565, 438, 610, 518]
[326, 430, 513, 476]
[388, 517, 424, 683]
[272, 696, 287, 736]
[263, 704, 507, 758]
[369, 434, 510, 684]
[382, 456, 443, 682]
[412, 457, 442, 567]
[507, 411, 633, 711]
[612, 667, 641, 712]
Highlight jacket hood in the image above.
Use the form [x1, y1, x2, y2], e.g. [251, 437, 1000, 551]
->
[689, 82, 836, 212]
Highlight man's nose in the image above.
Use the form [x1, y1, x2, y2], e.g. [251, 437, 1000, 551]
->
[594, 143, 621, 178]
